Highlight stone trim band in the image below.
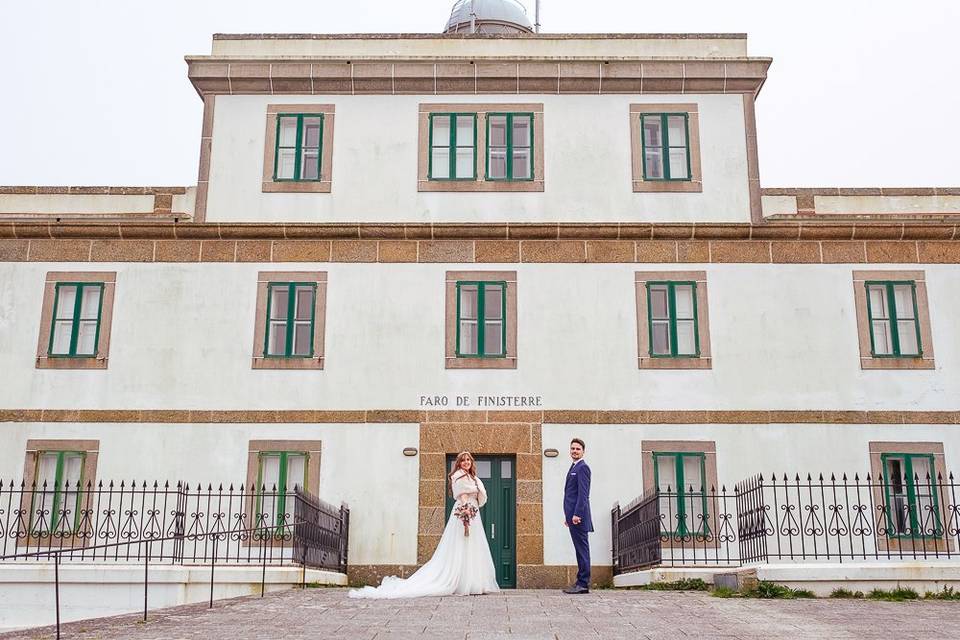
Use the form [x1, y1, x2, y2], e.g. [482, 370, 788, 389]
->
[2, 409, 959, 424]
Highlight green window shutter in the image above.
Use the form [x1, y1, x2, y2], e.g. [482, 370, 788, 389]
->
[641, 113, 691, 181]
[257, 451, 309, 531]
[653, 451, 708, 536]
[274, 114, 323, 182]
[865, 281, 921, 358]
[486, 113, 534, 181]
[264, 283, 317, 358]
[881, 453, 941, 539]
[456, 281, 507, 358]
[429, 113, 477, 180]
[646, 281, 700, 358]
[30, 451, 85, 534]
[49, 283, 104, 358]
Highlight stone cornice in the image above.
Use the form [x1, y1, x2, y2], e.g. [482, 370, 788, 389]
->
[186, 58, 771, 97]
[211, 33, 750, 41]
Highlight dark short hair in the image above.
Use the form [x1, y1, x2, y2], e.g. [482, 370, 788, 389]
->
[570, 438, 585, 450]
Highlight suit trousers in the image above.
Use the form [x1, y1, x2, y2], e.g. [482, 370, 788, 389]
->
[568, 524, 591, 588]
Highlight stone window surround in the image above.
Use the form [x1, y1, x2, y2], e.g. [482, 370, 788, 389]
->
[445, 270, 518, 369]
[635, 271, 712, 369]
[35, 271, 117, 370]
[630, 103, 703, 193]
[252, 271, 327, 369]
[852, 270, 935, 370]
[21, 439, 100, 547]
[868, 441, 951, 553]
[641, 440, 718, 549]
[418, 103, 545, 192]
[262, 104, 336, 193]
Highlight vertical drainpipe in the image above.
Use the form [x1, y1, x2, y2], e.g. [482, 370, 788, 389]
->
[535, 0, 541, 33]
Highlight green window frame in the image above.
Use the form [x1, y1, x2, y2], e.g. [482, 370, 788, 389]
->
[455, 281, 507, 358]
[30, 451, 86, 535]
[653, 452, 709, 537]
[865, 281, 922, 358]
[485, 112, 534, 181]
[256, 451, 309, 531]
[646, 281, 700, 358]
[428, 113, 477, 180]
[48, 282, 105, 358]
[881, 453, 942, 539]
[263, 282, 317, 358]
[640, 113, 692, 181]
[272, 113, 324, 182]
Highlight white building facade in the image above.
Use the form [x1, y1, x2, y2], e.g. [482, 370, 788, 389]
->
[2, 11, 960, 594]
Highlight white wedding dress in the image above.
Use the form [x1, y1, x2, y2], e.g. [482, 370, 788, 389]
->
[349, 471, 500, 598]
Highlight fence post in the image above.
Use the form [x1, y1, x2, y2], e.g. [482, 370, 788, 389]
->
[143, 539, 150, 622]
[209, 536, 217, 609]
[54, 551, 61, 640]
[610, 503, 620, 576]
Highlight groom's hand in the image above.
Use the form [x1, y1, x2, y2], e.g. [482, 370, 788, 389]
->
[572, 516, 582, 525]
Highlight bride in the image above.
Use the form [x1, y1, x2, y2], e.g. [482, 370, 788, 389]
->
[349, 451, 500, 598]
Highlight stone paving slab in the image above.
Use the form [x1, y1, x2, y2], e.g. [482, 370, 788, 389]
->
[1, 588, 958, 640]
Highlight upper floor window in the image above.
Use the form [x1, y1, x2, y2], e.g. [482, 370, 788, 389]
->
[49, 283, 104, 357]
[445, 271, 517, 369]
[262, 105, 335, 194]
[429, 113, 476, 180]
[252, 272, 327, 369]
[635, 271, 712, 369]
[865, 281, 921, 357]
[486, 113, 533, 181]
[630, 104, 702, 193]
[36, 272, 116, 370]
[641, 113, 690, 181]
[419, 104, 543, 192]
[273, 114, 323, 181]
[853, 271, 934, 370]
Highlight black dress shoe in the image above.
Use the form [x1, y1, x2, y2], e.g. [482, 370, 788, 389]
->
[562, 585, 590, 594]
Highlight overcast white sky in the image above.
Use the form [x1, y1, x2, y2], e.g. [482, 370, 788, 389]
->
[0, 0, 956, 187]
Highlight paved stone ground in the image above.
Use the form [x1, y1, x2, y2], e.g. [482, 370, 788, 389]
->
[2, 588, 957, 640]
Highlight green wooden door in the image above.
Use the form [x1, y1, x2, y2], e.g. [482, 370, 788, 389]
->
[445, 455, 516, 588]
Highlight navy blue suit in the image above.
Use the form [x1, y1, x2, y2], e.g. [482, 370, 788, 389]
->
[563, 460, 593, 588]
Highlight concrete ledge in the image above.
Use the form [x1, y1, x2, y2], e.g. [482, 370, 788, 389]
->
[0, 563, 345, 632]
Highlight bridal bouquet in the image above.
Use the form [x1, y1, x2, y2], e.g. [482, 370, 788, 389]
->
[453, 502, 478, 537]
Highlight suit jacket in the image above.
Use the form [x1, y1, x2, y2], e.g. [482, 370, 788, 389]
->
[563, 460, 594, 532]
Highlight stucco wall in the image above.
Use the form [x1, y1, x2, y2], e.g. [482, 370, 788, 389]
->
[205, 94, 751, 223]
[0, 261, 957, 411]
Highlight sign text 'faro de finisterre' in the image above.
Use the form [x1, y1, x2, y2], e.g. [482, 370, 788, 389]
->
[418, 394, 543, 408]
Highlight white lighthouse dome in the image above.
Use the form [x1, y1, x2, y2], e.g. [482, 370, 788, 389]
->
[444, 0, 535, 34]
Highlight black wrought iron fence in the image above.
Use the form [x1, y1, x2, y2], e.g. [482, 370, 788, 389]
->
[293, 486, 349, 573]
[0, 479, 349, 568]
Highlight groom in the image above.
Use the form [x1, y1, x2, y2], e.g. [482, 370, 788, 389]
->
[562, 438, 593, 594]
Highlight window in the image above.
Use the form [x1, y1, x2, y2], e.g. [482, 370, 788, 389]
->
[456, 281, 506, 358]
[273, 114, 323, 181]
[36, 272, 116, 369]
[630, 104, 702, 193]
[22, 440, 99, 543]
[868, 442, 948, 551]
[429, 113, 476, 180]
[641, 114, 690, 181]
[642, 441, 718, 544]
[418, 104, 544, 192]
[252, 272, 327, 369]
[635, 272, 712, 369]
[646, 282, 699, 358]
[257, 451, 308, 531]
[486, 113, 533, 181]
[865, 281, 921, 357]
[445, 271, 517, 369]
[262, 104, 335, 193]
[881, 453, 941, 539]
[853, 271, 934, 369]
[265, 282, 316, 358]
[245, 440, 321, 538]
[654, 452, 708, 536]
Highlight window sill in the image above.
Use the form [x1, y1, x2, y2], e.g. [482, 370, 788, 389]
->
[419, 180, 544, 193]
[36, 356, 108, 370]
[860, 357, 935, 370]
[262, 181, 331, 194]
[639, 356, 711, 370]
[252, 357, 325, 370]
[446, 356, 517, 370]
[633, 180, 703, 193]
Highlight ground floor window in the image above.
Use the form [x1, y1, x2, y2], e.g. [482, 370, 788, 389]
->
[256, 451, 308, 532]
[653, 451, 708, 537]
[882, 453, 942, 538]
[30, 450, 85, 535]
